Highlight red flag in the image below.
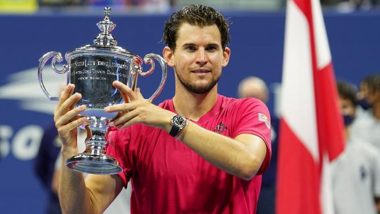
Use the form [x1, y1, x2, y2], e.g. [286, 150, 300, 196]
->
[276, 0, 345, 214]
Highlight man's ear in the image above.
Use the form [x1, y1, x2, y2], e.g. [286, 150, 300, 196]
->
[222, 47, 231, 67]
[163, 46, 175, 67]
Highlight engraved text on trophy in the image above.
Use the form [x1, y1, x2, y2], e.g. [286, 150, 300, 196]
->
[70, 56, 130, 109]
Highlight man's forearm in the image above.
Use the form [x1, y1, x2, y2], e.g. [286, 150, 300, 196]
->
[58, 151, 96, 214]
[177, 121, 267, 180]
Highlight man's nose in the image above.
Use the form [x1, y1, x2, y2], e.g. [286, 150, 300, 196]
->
[196, 49, 207, 64]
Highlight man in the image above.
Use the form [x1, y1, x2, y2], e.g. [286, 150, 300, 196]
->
[357, 75, 372, 111]
[54, 4, 271, 214]
[238, 76, 269, 103]
[350, 74, 380, 151]
[332, 81, 380, 214]
[34, 123, 61, 214]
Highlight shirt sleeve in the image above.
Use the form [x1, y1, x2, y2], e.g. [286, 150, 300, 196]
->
[232, 98, 272, 175]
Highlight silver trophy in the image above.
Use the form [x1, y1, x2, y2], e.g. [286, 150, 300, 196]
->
[38, 7, 167, 174]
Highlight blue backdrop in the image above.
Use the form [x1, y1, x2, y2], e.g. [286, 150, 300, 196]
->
[1, 9, 380, 213]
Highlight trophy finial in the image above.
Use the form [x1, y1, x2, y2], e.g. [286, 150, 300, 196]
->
[104, 7, 111, 19]
[94, 7, 117, 47]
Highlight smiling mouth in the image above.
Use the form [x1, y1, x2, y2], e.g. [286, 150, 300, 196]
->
[192, 69, 210, 74]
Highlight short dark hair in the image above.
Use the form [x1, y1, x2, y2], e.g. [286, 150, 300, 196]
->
[362, 73, 380, 93]
[162, 4, 230, 50]
[337, 81, 358, 107]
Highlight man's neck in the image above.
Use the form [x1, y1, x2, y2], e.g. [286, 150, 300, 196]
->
[173, 87, 218, 121]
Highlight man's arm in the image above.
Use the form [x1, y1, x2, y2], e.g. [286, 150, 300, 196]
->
[54, 84, 123, 214]
[177, 123, 267, 180]
[59, 148, 124, 214]
[105, 81, 269, 180]
[110, 104, 267, 180]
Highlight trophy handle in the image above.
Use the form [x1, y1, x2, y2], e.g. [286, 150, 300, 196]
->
[139, 53, 168, 102]
[38, 51, 69, 101]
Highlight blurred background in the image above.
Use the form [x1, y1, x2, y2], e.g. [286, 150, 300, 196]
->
[1, 0, 380, 213]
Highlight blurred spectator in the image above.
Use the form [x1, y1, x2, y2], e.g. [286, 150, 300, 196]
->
[322, 0, 380, 11]
[87, 0, 172, 10]
[357, 74, 373, 111]
[34, 123, 62, 214]
[39, 0, 85, 7]
[238, 76, 269, 103]
[350, 73, 380, 151]
[237, 76, 278, 214]
[332, 81, 380, 214]
[86, 0, 126, 6]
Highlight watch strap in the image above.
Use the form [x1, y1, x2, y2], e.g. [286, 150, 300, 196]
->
[169, 124, 181, 137]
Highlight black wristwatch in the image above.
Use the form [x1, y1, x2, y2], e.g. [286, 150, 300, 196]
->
[169, 115, 187, 137]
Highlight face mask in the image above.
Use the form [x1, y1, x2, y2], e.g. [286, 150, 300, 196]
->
[358, 99, 371, 110]
[342, 114, 355, 127]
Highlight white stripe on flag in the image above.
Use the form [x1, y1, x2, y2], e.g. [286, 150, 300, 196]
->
[312, 0, 332, 69]
[281, 0, 319, 161]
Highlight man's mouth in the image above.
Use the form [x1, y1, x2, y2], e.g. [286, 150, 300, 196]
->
[192, 69, 210, 74]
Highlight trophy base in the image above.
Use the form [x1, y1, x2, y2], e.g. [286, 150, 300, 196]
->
[66, 153, 122, 175]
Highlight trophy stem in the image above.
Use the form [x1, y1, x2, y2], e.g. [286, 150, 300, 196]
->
[66, 117, 122, 175]
[85, 131, 106, 156]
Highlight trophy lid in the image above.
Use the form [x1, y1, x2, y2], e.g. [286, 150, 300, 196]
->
[94, 7, 117, 47]
[70, 7, 133, 57]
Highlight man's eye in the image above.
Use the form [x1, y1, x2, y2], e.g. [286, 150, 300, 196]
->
[206, 46, 218, 52]
[185, 46, 197, 51]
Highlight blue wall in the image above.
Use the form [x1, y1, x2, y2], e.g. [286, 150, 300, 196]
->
[1, 10, 380, 213]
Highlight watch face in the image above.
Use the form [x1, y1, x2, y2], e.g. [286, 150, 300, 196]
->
[170, 115, 187, 137]
[174, 115, 185, 127]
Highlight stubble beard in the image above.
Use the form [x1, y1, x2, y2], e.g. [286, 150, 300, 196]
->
[175, 70, 220, 94]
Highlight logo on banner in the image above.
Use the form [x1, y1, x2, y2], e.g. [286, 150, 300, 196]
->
[0, 67, 66, 160]
[0, 67, 65, 114]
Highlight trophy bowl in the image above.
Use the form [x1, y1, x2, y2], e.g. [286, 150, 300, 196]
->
[38, 7, 167, 174]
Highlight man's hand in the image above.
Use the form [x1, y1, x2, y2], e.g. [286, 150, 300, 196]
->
[105, 81, 175, 131]
[53, 84, 89, 154]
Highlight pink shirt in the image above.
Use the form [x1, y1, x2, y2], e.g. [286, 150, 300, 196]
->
[106, 95, 272, 214]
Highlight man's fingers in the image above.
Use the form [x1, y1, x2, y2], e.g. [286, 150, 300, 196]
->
[111, 108, 140, 127]
[55, 93, 82, 120]
[104, 103, 124, 113]
[113, 81, 138, 101]
[136, 88, 145, 100]
[57, 84, 75, 107]
[104, 101, 142, 113]
[85, 125, 92, 141]
[57, 117, 88, 137]
[55, 105, 87, 128]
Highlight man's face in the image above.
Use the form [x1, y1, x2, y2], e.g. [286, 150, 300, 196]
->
[358, 82, 369, 100]
[164, 23, 230, 94]
[339, 96, 356, 118]
[366, 89, 380, 105]
[339, 96, 356, 128]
